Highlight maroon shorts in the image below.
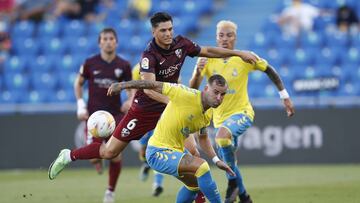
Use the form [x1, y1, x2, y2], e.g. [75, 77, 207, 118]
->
[86, 113, 124, 144]
[112, 108, 163, 142]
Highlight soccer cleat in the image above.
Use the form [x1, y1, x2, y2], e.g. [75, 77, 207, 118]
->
[224, 181, 239, 203]
[139, 162, 151, 181]
[152, 185, 164, 197]
[224, 179, 239, 203]
[48, 149, 71, 180]
[239, 193, 253, 203]
[103, 189, 115, 203]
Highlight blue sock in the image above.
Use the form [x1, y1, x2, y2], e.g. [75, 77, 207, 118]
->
[197, 171, 221, 203]
[153, 171, 164, 187]
[176, 186, 197, 203]
[219, 146, 246, 194]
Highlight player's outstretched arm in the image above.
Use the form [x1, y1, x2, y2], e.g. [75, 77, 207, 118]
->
[189, 58, 207, 89]
[107, 80, 164, 96]
[264, 65, 295, 117]
[197, 129, 235, 176]
[199, 46, 258, 64]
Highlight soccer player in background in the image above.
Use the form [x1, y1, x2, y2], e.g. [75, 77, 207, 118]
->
[48, 12, 258, 189]
[107, 74, 235, 203]
[73, 27, 133, 203]
[189, 20, 295, 203]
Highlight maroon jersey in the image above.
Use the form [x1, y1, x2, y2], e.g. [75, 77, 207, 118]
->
[80, 54, 132, 116]
[133, 35, 201, 112]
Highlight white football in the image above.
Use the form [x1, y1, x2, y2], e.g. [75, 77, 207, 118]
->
[87, 110, 116, 138]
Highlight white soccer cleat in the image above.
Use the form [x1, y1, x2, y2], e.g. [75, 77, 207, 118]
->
[48, 149, 71, 180]
[103, 189, 115, 203]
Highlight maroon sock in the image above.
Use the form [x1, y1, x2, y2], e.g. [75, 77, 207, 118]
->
[108, 160, 122, 192]
[195, 191, 206, 203]
[70, 142, 101, 161]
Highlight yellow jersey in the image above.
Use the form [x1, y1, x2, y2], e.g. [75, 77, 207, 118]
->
[132, 63, 141, 80]
[199, 56, 268, 128]
[148, 83, 213, 152]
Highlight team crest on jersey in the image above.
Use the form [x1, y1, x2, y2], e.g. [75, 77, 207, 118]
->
[232, 69, 238, 77]
[175, 49, 182, 58]
[114, 68, 123, 78]
[141, 57, 149, 69]
[121, 128, 130, 137]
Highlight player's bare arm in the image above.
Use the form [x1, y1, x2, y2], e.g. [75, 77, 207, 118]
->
[107, 80, 163, 96]
[199, 46, 258, 64]
[265, 65, 295, 117]
[189, 58, 207, 89]
[141, 72, 169, 104]
[120, 89, 134, 113]
[74, 74, 89, 120]
[197, 128, 235, 176]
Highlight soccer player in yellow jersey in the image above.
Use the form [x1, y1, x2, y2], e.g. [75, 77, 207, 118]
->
[107, 74, 235, 203]
[133, 64, 206, 201]
[189, 20, 295, 203]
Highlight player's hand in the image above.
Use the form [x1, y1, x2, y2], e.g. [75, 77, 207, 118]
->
[283, 98, 295, 117]
[215, 160, 235, 176]
[238, 51, 258, 64]
[107, 82, 123, 96]
[77, 108, 89, 120]
[195, 57, 207, 76]
[77, 99, 89, 120]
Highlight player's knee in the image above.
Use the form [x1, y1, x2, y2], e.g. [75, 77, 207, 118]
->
[195, 161, 210, 178]
[215, 138, 232, 147]
[102, 148, 118, 159]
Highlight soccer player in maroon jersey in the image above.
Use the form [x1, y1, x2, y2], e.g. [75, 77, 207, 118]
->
[49, 12, 258, 199]
[73, 28, 133, 203]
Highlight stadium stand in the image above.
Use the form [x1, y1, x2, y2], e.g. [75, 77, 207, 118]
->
[1, 0, 360, 113]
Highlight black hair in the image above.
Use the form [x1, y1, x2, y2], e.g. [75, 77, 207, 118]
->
[208, 74, 227, 87]
[150, 12, 173, 28]
[98, 27, 118, 43]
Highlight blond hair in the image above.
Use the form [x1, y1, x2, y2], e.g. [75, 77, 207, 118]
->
[216, 20, 237, 34]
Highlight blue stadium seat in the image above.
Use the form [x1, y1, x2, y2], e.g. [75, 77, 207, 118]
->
[11, 20, 35, 39]
[4, 55, 27, 73]
[39, 37, 67, 56]
[350, 33, 360, 47]
[20, 90, 49, 104]
[325, 32, 349, 48]
[115, 19, 136, 36]
[261, 18, 281, 34]
[249, 32, 274, 50]
[266, 48, 289, 66]
[63, 20, 86, 38]
[28, 55, 55, 73]
[38, 20, 61, 38]
[339, 47, 360, 66]
[4, 73, 29, 90]
[12, 37, 39, 56]
[30, 72, 58, 91]
[337, 82, 359, 96]
[288, 48, 315, 66]
[55, 55, 80, 72]
[300, 31, 324, 49]
[49, 88, 76, 103]
[278, 66, 295, 82]
[313, 47, 339, 67]
[66, 36, 94, 56]
[274, 33, 297, 50]
[126, 35, 147, 53]
[88, 22, 106, 37]
[58, 71, 78, 89]
[0, 90, 22, 104]
[249, 71, 268, 84]
[264, 83, 277, 98]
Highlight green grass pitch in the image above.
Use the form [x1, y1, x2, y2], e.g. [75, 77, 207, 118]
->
[1, 164, 359, 203]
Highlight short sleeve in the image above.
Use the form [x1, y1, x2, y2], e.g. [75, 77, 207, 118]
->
[140, 53, 157, 74]
[162, 83, 180, 100]
[122, 61, 132, 82]
[249, 52, 268, 72]
[183, 37, 201, 57]
[162, 83, 198, 102]
[80, 60, 90, 79]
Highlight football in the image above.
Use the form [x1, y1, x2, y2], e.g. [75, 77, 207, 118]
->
[87, 110, 116, 138]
